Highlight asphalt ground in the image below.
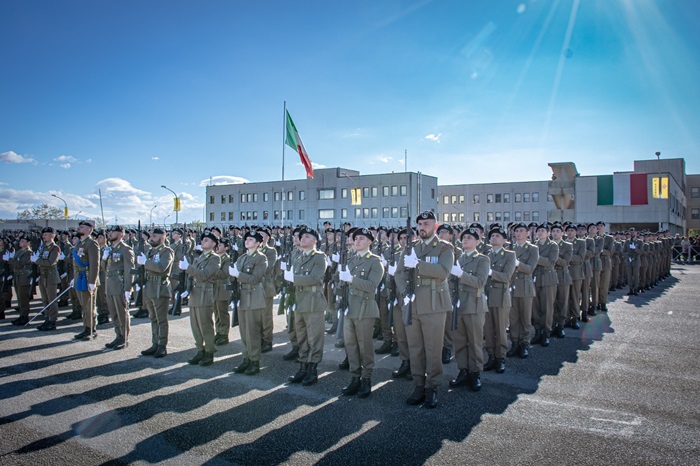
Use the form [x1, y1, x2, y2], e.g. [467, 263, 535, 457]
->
[1, 265, 699, 466]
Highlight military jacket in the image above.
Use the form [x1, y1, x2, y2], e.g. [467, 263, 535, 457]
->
[73, 236, 100, 287]
[554, 240, 573, 286]
[592, 235, 604, 271]
[601, 234, 614, 270]
[584, 237, 595, 278]
[103, 240, 134, 296]
[568, 237, 586, 281]
[170, 239, 187, 280]
[346, 250, 383, 319]
[486, 247, 516, 308]
[10, 248, 33, 287]
[534, 239, 559, 287]
[35, 242, 60, 285]
[213, 252, 232, 301]
[622, 238, 644, 267]
[291, 249, 327, 313]
[235, 250, 267, 310]
[260, 245, 278, 299]
[510, 241, 539, 298]
[143, 243, 173, 299]
[186, 250, 220, 307]
[455, 250, 490, 314]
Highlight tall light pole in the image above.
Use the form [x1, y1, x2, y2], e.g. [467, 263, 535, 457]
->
[150, 204, 158, 226]
[51, 193, 68, 230]
[163, 214, 171, 227]
[161, 185, 179, 226]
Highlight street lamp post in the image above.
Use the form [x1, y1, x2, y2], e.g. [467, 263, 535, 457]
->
[150, 205, 158, 227]
[51, 193, 68, 230]
[161, 185, 179, 226]
[163, 214, 171, 228]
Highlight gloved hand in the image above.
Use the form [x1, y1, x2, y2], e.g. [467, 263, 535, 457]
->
[332, 253, 340, 263]
[69, 278, 75, 287]
[450, 263, 463, 278]
[488, 268, 492, 276]
[137, 253, 147, 265]
[60, 272, 67, 279]
[232, 243, 238, 251]
[135, 284, 141, 292]
[229, 264, 240, 278]
[339, 266, 353, 283]
[58, 252, 65, 260]
[388, 264, 397, 276]
[629, 244, 636, 250]
[30, 253, 38, 263]
[515, 259, 521, 268]
[124, 291, 131, 301]
[178, 258, 189, 270]
[195, 244, 203, 251]
[403, 250, 419, 268]
[275, 240, 281, 246]
[102, 248, 110, 261]
[380, 256, 387, 267]
[283, 268, 294, 283]
[280, 262, 288, 271]
[88, 283, 96, 293]
[2, 252, 9, 261]
[327, 256, 332, 266]
[181, 290, 189, 299]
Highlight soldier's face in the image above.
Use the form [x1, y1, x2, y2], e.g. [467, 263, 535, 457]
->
[149, 233, 163, 247]
[353, 234, 372, 251]
[597, 225, 606, 234]
[299, 233, 316, 249]
[244, 237, 259, 250]
[514, 227, 528, 242]
[489, 233, 505, 248]
[438, 230, 451, 241]
[19, 238, 29, 249]
[551, 228, 563, 241]
[201, 237, 216, 251]
[536, 228, 548, 241]
[461, 235, 478, 251]
[417, 219, 436, 239]
[577, 228, 586, 238]
[398, 234, 407, 247]
[42, 232, 54, 243]
[566, 228, 577, 240]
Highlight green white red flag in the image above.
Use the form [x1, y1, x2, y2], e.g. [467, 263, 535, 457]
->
[285, 110, 314, 179]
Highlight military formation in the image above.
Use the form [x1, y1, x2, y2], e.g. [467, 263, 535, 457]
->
[0, 215, 675, 409]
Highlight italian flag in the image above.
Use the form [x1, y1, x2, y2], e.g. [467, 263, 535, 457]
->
[597, 173, 648, 206]
[285, 110, 314, 179]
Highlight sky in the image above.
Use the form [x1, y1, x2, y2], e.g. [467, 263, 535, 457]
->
[1, 0, 699, 225]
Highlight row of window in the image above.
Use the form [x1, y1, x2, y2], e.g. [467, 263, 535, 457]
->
[210, 205, 412, 222]
[442, 211, 540, 223]
[210, 185, 411, 205]
[691, 187, 699, 198]
[692, 208, 699, 220]
[443, 192, 546, 205]
[211, 210, 306, 222]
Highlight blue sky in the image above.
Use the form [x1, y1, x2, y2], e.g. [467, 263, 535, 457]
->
[1, 0, 699, 225]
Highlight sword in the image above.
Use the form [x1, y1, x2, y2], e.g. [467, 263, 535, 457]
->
[26, 284, 74, 325]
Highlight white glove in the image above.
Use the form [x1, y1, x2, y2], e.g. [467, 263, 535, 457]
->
[69, 278, 75, 287]
[232, 243, 239, 251]
[135, 284, 141, 291]
[380, 256, 387, 267]
[102, 248, 110, 260]
[284, 268, 294, 283]
[59, 252, 65, 260]
[275, 240, 281, 246]
[332, 253, 340, 263]
[30, 253, 38, 263]
[339, 266, 353, 283]
[629, 244, 636, 250]
[7, 275, 12, 280]
[280, 262, 288, 271]
[403, 250, 419, 268]
[181, 290, 189, 299]
[124, 291, 131, 301]
[450, 263, 463, 277]
[2, 252, 9, 261]
[327, 256, 332, 266]
[60, 272, 67, 279]
[137, 253, 147, 265]
[515, 259, 521, 268]
[388, 264, 397, 276]
[88, 283, 96, 293]
[488, 268, 493, 276]
[178, 258, 189, 270]
[229, 264, 240, 277]
[195, 244, 202, 251]
[9, 251, 15, 258]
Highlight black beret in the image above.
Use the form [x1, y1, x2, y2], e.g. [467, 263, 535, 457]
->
[536, 222, 549, 231]
[527, 222, 538, 229]
[596, 221, 606, 226]
[469, 222, 484, 232]
[565, 223, 578, 231]
[512, 222, 528, 231]
[79, 220, 94, 228]
[201, 232, 219, 245]
[488, 226, 508, 239]
[416, 211, 436, 222]
[298, 227, 319, 241]
[437, 223, 453, 234]
[550, 222, 564, 231]
[352, 227, 374, 242]
[109, 225, 124, 232]
[41, 227, 55, 234]
[244, 230, 263, 243]
[460, 227, 480, 241]
[152, 227, 165, 235]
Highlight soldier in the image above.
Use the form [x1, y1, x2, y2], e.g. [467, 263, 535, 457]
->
[589, 223, 602, 314]
[551, 223, 572, 338]
[597, 221, 614, 311]
[285, 227, 328, 386]
[96, 231, 110, 325]
[436, 223, 460, 364]
[483, 226, 516, 373]
[138, 227, 173, 358]
[132, 230, 152, 319]
[72, 221, 100, 340]
[506, 222, 539, 359]
[565, 224, 585, 329]
[579, 224, 594, 322]
[532, 223, 559, 347]
[56, 230, 71, 307]
[282, 227, 302, 361]
[259, 228, 278, 353]
[169, 228, 187, 315]
[338, 227, 384, 398]
[0, 237, 12, 320]
[180, 232, 221, 366]
[623, 228, 643, 295]
[388, 228, 411, 379]
[102, 225, 134, 349]
[33, 227, 61, 330]
[448, 227, 490, 391]
[212, 239, 231, 346]
[374, 227, 395, 356]
[9, 234, 33, 326]
[65, 233, 83, 320]
[395, 211, 454, 409]
[230, 230, 269, 375]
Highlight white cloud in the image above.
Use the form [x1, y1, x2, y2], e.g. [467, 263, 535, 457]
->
[96, 177, 150, 196]
[151, 156, 160, 161]
[199, 176, 249, 187]
[0, 187, 95, 216]
[377, 155, 393, 163]
[54, 155, 77, 163]
[310, 162, 327, 169]
[424, 133, 442, 143]
[60, 163, 71, 169]
[1, 150, 36, 164]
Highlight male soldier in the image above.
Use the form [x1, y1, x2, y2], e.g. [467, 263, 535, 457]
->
[57, 230, 71, 307]
[65, 233, 83, 320]
[532, 223, 559, 347]
[484, 226, 515, 374]
[259, 228, 278, 353]
[470, 222, 491, 256]
[388, 228, 411, 379]
[9, 234, 33, 326]
[132, 230, 152, 319]
[579, 224, 594, 322]
[597, 221, 614, 311]
[180, 232, 221, 366]
[437, 223, 461, 364]
[589, 223, 602, 314]
[338, 227, 384, 398]
[285, 227, 328, 386]
[138, 227, 173, 358]
[551, 223, 572, 337]
[212, 239, 232, 346]
[565, 224, 585, 329]
[282, 227, 302, 361]
[610, 231, 622, 291]
[103, 225, 134, 349]
[323, 228, 339, 336]
[96, 231, 110, 325]
[230, 230, 268, 375]
[169, 228, 187, 315]
[33, 227, 61, 330]
[506, 222, 539, 359]
[374, 227, 395, 356]
[639, 233, 650, 291]
[72, 221, 100, 340]
[0, 237, 12, 320]
[395, 211, 453, 409]
[623, 228, 643, 295]
[448, 227, 490, 392]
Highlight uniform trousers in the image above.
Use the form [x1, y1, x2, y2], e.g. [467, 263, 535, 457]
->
[213, 299, 230, 336]
[287, 309, 298, 346]
[107, 294, 130, 340]
[509, 296, 533, 346]
[77, 289, 96, 329]
[590, 270, 601, 308]
[97, 284, 109, 316]
[262, 296, 274, 344]
[452, 312, 485, 373]
[39, 278, 58, 322]
[533, 284, 556, 333]
[392, 300, 409, 361]
[16, 284, 32, 319]
[599, 268, 612, 304]
[485, 305, 509, 359]
[295, 311, 324, 364]
[554, 283, 570, 327]
[626, 263, 640, 292]
[378, 293, 393, 342]
[344, 316, 375, 378]
[580, 277, 591, 313]
[405, 311, 446, 389]
[240, 307, 264, 361]
[190, 305, 217, 354]
[568, 279, 582, 320]
[145, 296, 169, 346]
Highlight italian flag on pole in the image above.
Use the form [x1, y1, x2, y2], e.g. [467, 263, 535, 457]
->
[597, 173, 648, 206]
[285, 110, 314, 179]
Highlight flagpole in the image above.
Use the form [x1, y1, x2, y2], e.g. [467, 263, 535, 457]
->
[282, 101, 286, 229]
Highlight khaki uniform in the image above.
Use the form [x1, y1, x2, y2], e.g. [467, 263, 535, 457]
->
[553, 240, 572, 328]
[599, 234, 614, 305]
[582, 237, 595, 315]
[395, 236, 454, 390]
[260, 244, 278, 345]
[213, 252, 232, 337]
[1, 247, 12, 317]
[509, 242, 539, 347]
[590, 235, 603, 309]
[103, 240, 134, 340]
[143, 244, 173, 347]
[35, 242, 61, 323]
[236, 250, 268, 361]
[452, 250, 489, 373]
[10, 248, 33, 320]
[623, 237, 643, 292]
[567, 237, 586, 321]
[170, 239, 187, 307]
[291, 249, 328, 364]
[485, 247, 516, 360]
[96, 244, 109, 318]
[186, 250, 221, 354]
[73, 237, 100, 330]
[533, 239, 559, 335]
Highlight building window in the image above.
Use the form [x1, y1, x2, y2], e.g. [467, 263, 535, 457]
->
[209, 212, 214, 221]
[473, 194, 480, 204]
[523, 211, 530, 221]
[515, 193, 522, 203]
[532, 211, 540, 221]
[362, 187, 370, 198]
[459, 213, 465, 222]
[240, 194, 246, 203]
[487, 212, 494, 222]
[459, 195, 465, 204]
[495, 194, 501, 203]
[692, 187, 700, 198]
[443, 195, 450, 205]
[532, 192, 540, 202]
[495, 212, 502, 221]
[220, 195, 226, 204]
[319, 209, 335, 219]
[401, 185, 407, 196]
[341, 208, 348, 219]
[547, 194, 553, 202]
[363, 208, 369, 218]
[400, 206, 408, 217]
[298, 210, 304, 220]
[263, 211, 269, 220]
[219, 212, 225, 221]
[451, 195, 457, 204]
[274, 211, 280, 220]
[523, 193, 530, 202]
[443, 213, 450, 222]
[263, 192, 269, 202]
[209, 196, 215, 204]
[391, 207, 399, 218]
[473, 212, 480, 222]
[692, 208, 700, 219]
[371, 186, 378, 197]
[300, 190, 306, 200]
[371, 207, 378, 218]
[383, 207, 390, 218]
[274, 192, 281, 202]
[319, 189, 335, 200]
[504, 212, 511, 222]
[487, 194, 494, 204]
[341, 188, 348, 199]
[287, 191, 293, 201]
[392, 186, 399, 196]
[355, 208, 362, 218]
[515, 211, 522, 221]
[431, 188, 435, 199]
[286, 210, 292, 220]
[246, 211, 252, 220]
[240, 212, 245, 221]
[383, 186, 390, 197]
[503, 193, 510, 203]
[228, 194, 234, 203]
[228, 212, 234, 221]
[252, 211, 258, 220]
[450, 213, 457, 222]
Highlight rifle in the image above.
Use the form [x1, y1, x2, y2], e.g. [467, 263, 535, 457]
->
[133, 220, 145, 310]
[335, 229, 348, 339]
[170, 223, 187, 316]
[376, 228, 384, 307]
[403, 213, 415, 326]
[450, 233, 460, 331]
[228, 277, 240, 328]
[387, 231, 396, 329]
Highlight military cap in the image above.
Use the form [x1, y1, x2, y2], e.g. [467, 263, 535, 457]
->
[596, 221, 606, 226]
[437, 223, 453, 234]
[469, 222, 484, 232]
[377, 226, 388, 232]
[460, 227, 480, 241]
[629, 227, 636, 231]
[199, 232, 216, 244]
[79, 220, 94, 228]
[109, 225, 124, 232]
[210, 226, 222, 234]
[346, 227, 358, 237]
[550, 222, 564, 231]
[577, 223, 587, 230]
[152, 227, 165, 235]
[41, 227, 55, 234]
[352, 227, 374, 242]
[587, 223, 596, 230]
[416, 211, 436, 222]
[244, 230, 263, 243]
[172, 228, 183, 235]
[512, 222, 528, 231]
[565, 223, 578, 232]
[536, 222, 549, 231]
[488, 226, 508, 239]
[528, 222, 538, 229]
[298, 226, 319, 241]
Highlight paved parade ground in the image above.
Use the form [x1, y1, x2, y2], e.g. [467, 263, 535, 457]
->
[1, 265, 699, 466]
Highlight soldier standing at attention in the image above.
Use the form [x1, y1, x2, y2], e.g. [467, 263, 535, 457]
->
[589, 223, 602, 315]
[597, 221, 614, 311]
[448, 227, 490, 392]
[437, 223, 461, 365]
[565, 224, 585, 329]
[96, 231, 110, 325]
[180, 232, 221, 367]
[624, 228, 643, 295]
[72, 221, 100, 340]
[138, 227, 173, 358]
[483, 226, 516, 374]
[550, 223, 572, 338]
[338, 227, 383, 398]
[532, 223, 559, 348]
[169, 228, 186, 314]
[33, 227, 61, 331]
[388, 228, 411, 380]
[212, 239, 232, 346]
[103, 225, 134, 349]
[579, 224, 595, 322]
[285, 227, 328, 386]
[395, 211, 454, 409]
[9, 235, 33, 326]
[259, 228, 278, 354]
[506, 222, 539, 359]
[230, 230, 268, 375]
